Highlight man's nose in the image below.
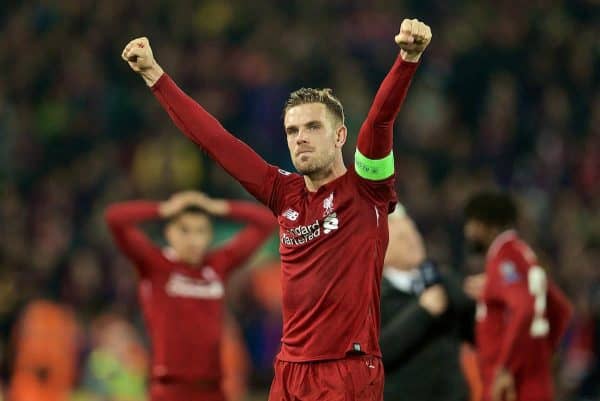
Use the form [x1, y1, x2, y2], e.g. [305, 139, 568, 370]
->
[296, 129, 309, 144]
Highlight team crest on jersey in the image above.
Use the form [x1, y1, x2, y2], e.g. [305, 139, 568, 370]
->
[500, 261, 520, 283]
[282, 208, 300, 221]
[323, 192, 334, 217]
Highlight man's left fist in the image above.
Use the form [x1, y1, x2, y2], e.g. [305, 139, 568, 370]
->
[395, 18, 432, 62]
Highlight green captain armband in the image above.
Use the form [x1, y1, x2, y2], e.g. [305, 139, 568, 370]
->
[354, 149, 395, 180]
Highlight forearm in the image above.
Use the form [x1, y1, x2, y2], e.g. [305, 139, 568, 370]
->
[497, 301, 534, 373]
[357, 54, 419, 160]
[151, 74, 272, 198]
[105, 201, 160, 228]
[226, 201, 277, 231]
[105, 201, 159, 266]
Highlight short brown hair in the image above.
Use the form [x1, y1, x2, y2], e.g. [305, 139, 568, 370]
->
[283, 88, 345, 125]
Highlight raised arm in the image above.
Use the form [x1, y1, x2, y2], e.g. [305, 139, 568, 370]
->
[214, 201, 278, 278]
[105, 201, 162, 273]
[162, 192, 276, 277]
[121, 38, 276, 205]
[354, 19, 431, 181]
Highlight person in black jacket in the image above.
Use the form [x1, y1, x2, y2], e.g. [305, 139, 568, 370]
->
[380, 204, 476, 401]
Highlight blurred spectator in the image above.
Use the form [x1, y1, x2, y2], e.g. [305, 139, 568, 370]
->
[8, 301, 79, 401]
[78, 313, 148, 401]
[380, 205, 475, 401]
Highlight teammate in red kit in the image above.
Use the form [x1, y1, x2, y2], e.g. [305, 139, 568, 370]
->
[121, 18, 431, 400]
[105, 191, 276, 401]
[463, 191, 573, 401]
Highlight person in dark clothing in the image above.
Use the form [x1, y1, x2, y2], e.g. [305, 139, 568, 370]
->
[380, 204, 476, 401]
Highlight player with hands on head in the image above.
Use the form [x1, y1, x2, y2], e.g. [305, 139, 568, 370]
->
[105, 191, 276, 401]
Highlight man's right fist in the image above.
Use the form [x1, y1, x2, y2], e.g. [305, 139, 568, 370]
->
[122, 37, 164, 86]
[419, 284, 448, 317]
[395, 18, 432, 63]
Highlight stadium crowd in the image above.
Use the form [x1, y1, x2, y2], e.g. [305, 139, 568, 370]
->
[0, 0, 598, 400]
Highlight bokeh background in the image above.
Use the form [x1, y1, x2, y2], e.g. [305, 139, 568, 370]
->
[0, 1, 598, 400]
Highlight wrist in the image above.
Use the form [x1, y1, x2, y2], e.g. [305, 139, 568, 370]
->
[400, 50, 421, 63]
[141, 61, 165, 87]
[158, 202, 171, 218]
[210, 200, 230, 216]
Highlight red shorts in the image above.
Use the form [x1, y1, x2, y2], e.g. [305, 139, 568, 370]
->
[150, 378, 225, 401]
[268, 355, 384, 401]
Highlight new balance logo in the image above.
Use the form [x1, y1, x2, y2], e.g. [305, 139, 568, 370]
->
[282, 208, 300, 221]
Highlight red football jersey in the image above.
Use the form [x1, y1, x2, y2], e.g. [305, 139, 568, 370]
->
[476, 230, 572, 401]
[264, 166, 395, 361]
[150, 54, 419, 361]
[105, 201, 275, 380]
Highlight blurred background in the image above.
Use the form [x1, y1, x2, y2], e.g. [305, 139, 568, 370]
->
[0, 0, 598, 400]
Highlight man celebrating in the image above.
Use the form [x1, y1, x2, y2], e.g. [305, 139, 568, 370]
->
[381, 205, 475, 401]
[121, 18, 431, 400]
[105, 191, 275, 401]
[464, 191, 573, 401]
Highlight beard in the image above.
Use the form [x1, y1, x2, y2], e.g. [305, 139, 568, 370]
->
[293, 150, 335, 177]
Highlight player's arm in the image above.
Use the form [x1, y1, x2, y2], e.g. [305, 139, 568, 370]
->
[105, 195, 199, 271]
[104, 201, 163, 273]
[354, 19, 430, 183]
[547, 281, 573, 349]
[492, 258, 538, 375]
[121, 38, 276, 205]
[208, 199, 278, 278]
[170, 192, 276, 277]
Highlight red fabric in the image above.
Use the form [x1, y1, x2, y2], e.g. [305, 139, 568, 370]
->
[476, 231, 573, 401]
[151, 75, 275, 202]
[105, 200, 275, 381]
[268, 356, 383, 401]
[151, 56, 418, 363]
[150, 380, 226, 401]
[357, 55, 419, 159]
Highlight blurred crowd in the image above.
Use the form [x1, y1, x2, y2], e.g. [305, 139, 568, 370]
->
[0, 0, 598, 400]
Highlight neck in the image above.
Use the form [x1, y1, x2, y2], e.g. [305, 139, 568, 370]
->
[165, 247, 204, 266]
[303, 158, 347, 192]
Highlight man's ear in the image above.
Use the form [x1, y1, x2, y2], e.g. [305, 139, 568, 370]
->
[335, 125, 348, 148]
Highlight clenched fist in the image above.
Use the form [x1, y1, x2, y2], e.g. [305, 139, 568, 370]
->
[419, 284, 448, 316]
[121, 37, 164, 87]
[395, 19, 432, 63]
